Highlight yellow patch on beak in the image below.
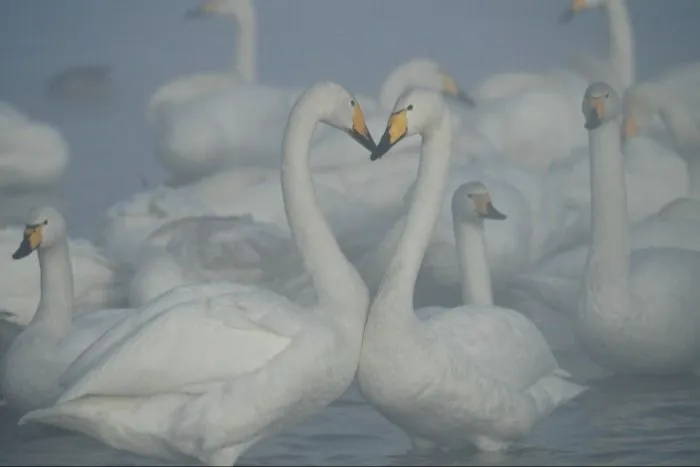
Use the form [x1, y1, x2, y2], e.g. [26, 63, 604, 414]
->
[624, 117, 638, 138]
[571, 0, 587, 13]
[12, 224, 44, 260]
[352, 104, 371, 141]
[591, 97, 605, 120]
[472, 194, 492, 217]
[386, 109, 409, 146]
[442, 74, 459, 96]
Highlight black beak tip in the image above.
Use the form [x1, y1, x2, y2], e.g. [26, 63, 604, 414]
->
[558, 10, 575, 24]
[458, 91, 477, 107]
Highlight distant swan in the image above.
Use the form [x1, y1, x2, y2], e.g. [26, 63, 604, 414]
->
[357, 88, 585, 453]
[18, 82, 377, 466]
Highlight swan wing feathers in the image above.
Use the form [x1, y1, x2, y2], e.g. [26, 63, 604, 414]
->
[419, 305, 560, 388]
[57, 283, 308, 403]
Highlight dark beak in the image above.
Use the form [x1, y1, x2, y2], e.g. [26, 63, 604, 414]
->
[558, 9, 575, 24]
[482, 202, 507, 220]
[584, 109, 602, 130]
[348, 128, 377, 153]
[12, 236, 35, 260]
[370, 128, 405, 161]
[453, 90, 477, 107]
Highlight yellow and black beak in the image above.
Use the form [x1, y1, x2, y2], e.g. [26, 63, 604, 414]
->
[559, 0, 587, 24]
[442, 73, 475, 107]
[473, 194, 507, 220]
[584, 96, 605, 130]
[185, 0, 215, 19]
[12, 223, 44, 260]
[347, 102, 377, 153]
[370, 108, 409, 161]
[623, 116, 638, 139]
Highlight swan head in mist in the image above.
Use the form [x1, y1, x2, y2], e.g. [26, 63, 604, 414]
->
[186, 0, 254, 21]
[559, 0, 605, 24]
[621, 84, 659, 141]
[312, 82, 377, 152]
[11, 207, 66, 260]
[582, 82, 621, 130]
[452, 181, 508, 223]
[379, 59, 474, 111]
[371, 88, 446, 160]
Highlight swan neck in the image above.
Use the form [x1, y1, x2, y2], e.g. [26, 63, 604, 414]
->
[453, 216, 493, 306]
[584, 116, 630, 312]
[30, 237, 74, 335]
[374, 110, 452, 316]
[604, 0, 634, 89]
[233, 10, 257, 83]
[281, 92, 368, 318]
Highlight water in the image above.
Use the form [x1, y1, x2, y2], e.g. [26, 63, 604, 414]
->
[3, 356, 700, 466]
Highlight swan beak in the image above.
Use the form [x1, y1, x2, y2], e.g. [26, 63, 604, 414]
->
[624, 117, 638, 139]
[584, 97, 605, 130]
[370, 109, 408, 161]
[347, 103, 377, 152]
[12, 224, 43, 260]
[185, 1, 216, 19]
[442, 74, 475, 107]
[559, 0, 586, 24]
[474, 195, 507, 220]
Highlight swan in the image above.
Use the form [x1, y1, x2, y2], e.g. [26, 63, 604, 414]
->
[18, 82, 377, 466]
[574, 82, 700, 374]
[623, 82, 700, 221]
[0, 207, 133, 412]
[0, 102, 69, 193]
[0, 225, 129, 328]
[356, 88, 585, 453]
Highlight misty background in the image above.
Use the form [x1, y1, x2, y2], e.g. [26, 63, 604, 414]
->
[0, 0, 699, 237]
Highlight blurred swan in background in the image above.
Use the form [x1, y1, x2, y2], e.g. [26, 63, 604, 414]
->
[356, 89, 585, 453]
[18, 82, 376, 467]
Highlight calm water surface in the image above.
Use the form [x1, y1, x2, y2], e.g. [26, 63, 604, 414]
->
[2, 351, 700, 466]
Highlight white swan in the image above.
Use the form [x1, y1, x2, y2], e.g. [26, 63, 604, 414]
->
[356, 88, 585, 453]
[18, 82, 376, 466]
[0, 102, 69, 193]
[0, 207, 133, 412]
[0, 225, 128, 328]
[574, 82, 700, 374]
[624, 82, 700, 221]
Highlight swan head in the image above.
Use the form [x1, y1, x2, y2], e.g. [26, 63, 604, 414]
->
[371, 88, 446, 161]
[311, 82, 377, 153]
[559, 0, 605, 23]
[186, 0, 254, 21]
[379, 59, 474, 111]
[622, 83, 666, 141]
[452, 181, 507, 223]
[582, 82, 621, 131]
[11, 206, 66, 260]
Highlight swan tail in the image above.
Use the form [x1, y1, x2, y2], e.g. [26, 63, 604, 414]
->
[528, 374, 588, 418]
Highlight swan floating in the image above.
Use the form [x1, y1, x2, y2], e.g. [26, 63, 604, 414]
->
[19, 82, 378, 466]
[356, 88, 585, 453]
[574, 82, 700, 374]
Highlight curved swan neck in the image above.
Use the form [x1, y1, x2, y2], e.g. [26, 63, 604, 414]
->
[373, 110, 452, 316]
[233, 6, 257, 83]
[583, 114, 630, 314]
[30, 237, 74, 336]
[453, 215, 493, 306]
[604, 0, 634, 89]
[281, 90, 367, 315]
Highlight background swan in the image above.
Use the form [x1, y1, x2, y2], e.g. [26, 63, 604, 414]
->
[574, 82, 700, 374]
[357, 88, 585, 453]
[18, 82, 376, 467]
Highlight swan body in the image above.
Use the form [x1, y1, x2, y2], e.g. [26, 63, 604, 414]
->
[0, 207, 133, 412]
[0, 226, 128, 328]
[574, 82, 700, 374]
[128, 214, 315, 307]
[19, 82, 376, 466]
[0, 102, 69, 191]
[357, 89, 585, 452]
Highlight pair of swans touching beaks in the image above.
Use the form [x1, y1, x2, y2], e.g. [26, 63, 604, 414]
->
[9, 78, 699, 465]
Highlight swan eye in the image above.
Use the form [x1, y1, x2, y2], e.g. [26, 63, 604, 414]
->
[350, 99, 356, 107]
[467, 194, 473, 198]
[604, 93, 609, 98]
[407, 105, 414, 111]
[43, 220, 48, 225]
